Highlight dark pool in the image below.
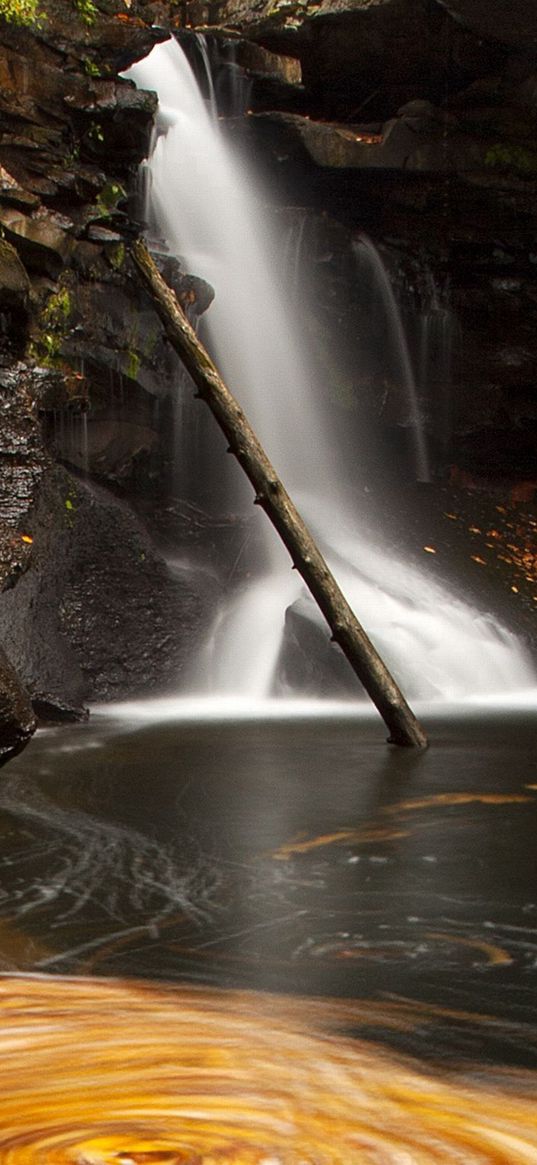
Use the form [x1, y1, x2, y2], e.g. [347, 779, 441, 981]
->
[1, 699, 536, 1069]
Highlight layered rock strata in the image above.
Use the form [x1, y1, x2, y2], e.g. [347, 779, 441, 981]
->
[0, 0, 216, 736]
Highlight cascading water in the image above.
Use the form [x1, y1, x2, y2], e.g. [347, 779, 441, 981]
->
[418, 274, 460, 460]
[125, 38, 535, 708]
[353, 235, 430, 484]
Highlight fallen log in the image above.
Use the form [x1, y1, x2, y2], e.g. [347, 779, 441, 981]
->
[131, 240, 428, 748]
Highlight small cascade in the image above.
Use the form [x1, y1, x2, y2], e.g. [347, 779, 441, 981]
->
[418, 273, 460, 460]
[191, 33, 217, 121]
[213, 39, 253, 118]
[180, 33, 253, 120]
[353, 235, 430, 483]
[80, 411, 89, 477]
[125, 38, 535, 706]
[52, 408, 89, 477]
[194, 569, 300, 696]
[282, 210, 310, 303]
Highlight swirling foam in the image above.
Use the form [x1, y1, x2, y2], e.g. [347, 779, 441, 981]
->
[0, 977, 536, 1163]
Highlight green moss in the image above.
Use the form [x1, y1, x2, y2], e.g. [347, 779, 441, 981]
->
[0, 0, 101, 27]
[0, 0, 44, 26]
[30, 284, 73, 366]
[83, 55, 101, 77]
[142, 328, 159, 358]
[74, 0, 97, 24]
[88, 122, 105, 148]
[108, 242, 126, 270]
[485, 143, 537, 176]
[96, 181, 126, 215]
[42, 287, 72, 326]
[64, 490, 78, 528]
[125, 349, 140, 381]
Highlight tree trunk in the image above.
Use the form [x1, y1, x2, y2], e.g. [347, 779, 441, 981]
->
[131, 240, 428, 748]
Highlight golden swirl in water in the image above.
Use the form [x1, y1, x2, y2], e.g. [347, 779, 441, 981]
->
[0, 977, 536, 1164]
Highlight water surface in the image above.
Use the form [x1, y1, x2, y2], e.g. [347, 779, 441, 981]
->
[1, 704, 536, 1069]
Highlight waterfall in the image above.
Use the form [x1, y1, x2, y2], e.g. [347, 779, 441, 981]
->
[124, 38, 535, 706]
[353, 235, 430, 483]
[418, 275, 460, 461]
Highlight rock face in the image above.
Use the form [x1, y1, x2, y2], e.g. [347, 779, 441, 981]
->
[206, 0, 537, 486]
[0, 646, 36, 766]
[0, 466, 215, 703]
[0, 0, 219, 733]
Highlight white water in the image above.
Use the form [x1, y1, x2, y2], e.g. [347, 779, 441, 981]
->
[125, 39, 535, 707]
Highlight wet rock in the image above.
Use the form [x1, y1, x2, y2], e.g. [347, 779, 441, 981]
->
[55, 275, 188, 406]
[25, 0, 167, 73]
[87, 225, 123, 243]
[243, 107, 488, 173]
[0, 238, 30, 327]
[39, 257, 214, 486]
[0, 166, 40, 212]
[234, 37, 302, 86]
[276, 596, 357, 697]
[0, 207, 73, 278]
[0, 467, 217, 704]
[0, 646, 36, 767]
[67, 79, 158, 171]
[213, 0, 503, 117]
[54, 415, 158, 483]
[0, 362, 51, 588]
[152, 250, 215, 316]
[31, 693, 89, 724]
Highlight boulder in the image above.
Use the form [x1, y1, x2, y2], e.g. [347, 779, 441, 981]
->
[0, 466, 217, 704]
[0, 207, 73, 278]
[276, 596, 357, 697]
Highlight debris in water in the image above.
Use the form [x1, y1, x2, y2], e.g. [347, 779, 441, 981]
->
[0, 977, 536, 1164]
